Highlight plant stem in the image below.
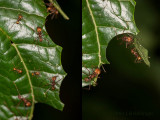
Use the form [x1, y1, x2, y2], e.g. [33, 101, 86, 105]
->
[49, 0, 69, 20]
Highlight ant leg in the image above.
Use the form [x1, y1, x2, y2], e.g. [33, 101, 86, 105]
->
[101, 64, 106, 72]
[82, 71, 89, 76]
[9, 23, 16, 31]
[44, 87, 51, 97]
[16, 100, 22, 109]
[51, 13, 56, 20]
[82, 64, 91, 75]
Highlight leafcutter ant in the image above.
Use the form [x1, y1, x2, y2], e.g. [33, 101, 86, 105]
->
[46, 3, 59, 19]
[12, 62, 23, 74]
[31, 71, 40, 76]
[13, 67, 23, 74]
[122, 35, 134, 48]
[13, 82, 32, 107]
[32, 26, 49, 45]
[10, 14, 23, 30]
[82, 66, 101, 84]
[131, 48, 142, 63]
[43, 76, 61, 96]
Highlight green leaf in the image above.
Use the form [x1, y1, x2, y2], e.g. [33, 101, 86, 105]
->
[0, 0, 67, 119]
[82, 0, 150, 87]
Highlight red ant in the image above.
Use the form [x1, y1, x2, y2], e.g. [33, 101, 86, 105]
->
[131, 48, 142, 63]
[13, 67, 23, 74]
[83, 67, 101, 83]
[31, 71, 40, 76]
[13, 82, 32, 107]
[10, 14, 23, 30]
[121, 35, 134, 48]
[43, 76, 60, 95]
[46, 3, 59, 19]
[34, 27, 49, 45]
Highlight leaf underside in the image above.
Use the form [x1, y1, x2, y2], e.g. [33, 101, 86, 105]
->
[82, 0, 150, 87]
[0, 0, 67, 120]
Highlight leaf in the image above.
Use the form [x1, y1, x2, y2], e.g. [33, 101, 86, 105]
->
[82, 0, 150, 87]
[0, 0, 68, 119]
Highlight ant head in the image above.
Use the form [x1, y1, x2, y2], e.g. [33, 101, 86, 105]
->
[31, 72, 35, 76]
[17, 70, 23, 74]
[52, 76, 57, 81]
[47, 7, 52, 11]
[125, 36, 133, 42]
[37, 27, 42, 32]
[19, 15, 23, 19]
[25, 101, 31, 107]
[13, 68, 17, 71]
[137, 56, 142, 61]
[94, 68, 101, 75]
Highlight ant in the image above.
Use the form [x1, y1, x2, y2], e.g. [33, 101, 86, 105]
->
[10, 14, 23, 30]
[34, 27, 49, 45]
[13, 67, 23, 74]
[43, 76, 60, 95]
[13, 82, 32, 107]
[131, 48, 142, 63]
[83, 67, 101, 83]
[31, 71, 40, 76]
[16, 14, 23, 24]
[46, 3, 59, 19]
[121, 35, 134, 48]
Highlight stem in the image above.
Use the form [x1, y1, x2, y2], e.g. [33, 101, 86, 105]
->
[12, 44, 35, 120]
[49, 0, 69, 20]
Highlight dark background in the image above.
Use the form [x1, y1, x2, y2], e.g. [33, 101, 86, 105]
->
[33, 0, 81, 120]
[83, 0, 160, 120]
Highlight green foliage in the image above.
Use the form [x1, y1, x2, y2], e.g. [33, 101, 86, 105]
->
[0, 0, 68, 119]
[82, 0, 150, 87]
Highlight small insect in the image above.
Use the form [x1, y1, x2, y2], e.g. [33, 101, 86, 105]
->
[33, 27, 49, 45]
[46, 3, 59, 19]
[16, 14, 23, 24]
[43, 76, 60, 95]
[122, 35, 134, 48]
[36, 27, 43, 42]
[13, 67, 23, 74]
[31, 71, 40, 76]
[10, 14, 23, 30]
[131, 48, 142, 63]
[83, 67, 101, 83]
[13, 82, 32, 107]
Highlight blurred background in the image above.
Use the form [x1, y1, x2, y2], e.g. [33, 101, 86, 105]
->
[33, 0, 81, 120]
[83, 0, 160, 120]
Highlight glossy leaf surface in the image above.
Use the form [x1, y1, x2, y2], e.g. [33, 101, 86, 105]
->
[82, 0, 150, 87]
[0, 0, 67, 119]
